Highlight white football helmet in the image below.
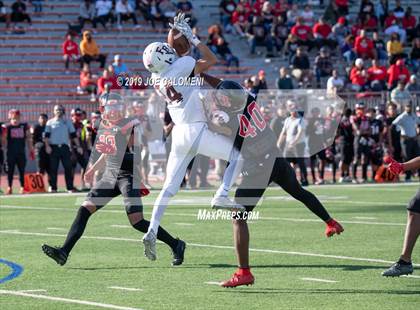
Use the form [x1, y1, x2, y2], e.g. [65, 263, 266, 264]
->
[143, 42, 177, 74]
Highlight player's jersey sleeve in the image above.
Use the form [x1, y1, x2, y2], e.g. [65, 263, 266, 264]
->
[168, 56, 196, 78]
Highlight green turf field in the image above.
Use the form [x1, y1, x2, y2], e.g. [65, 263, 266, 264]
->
[0, 184, 419, 310]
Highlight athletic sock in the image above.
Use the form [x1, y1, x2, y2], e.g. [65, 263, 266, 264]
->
[352, 163, 358, 179]
[398, 258, 412, 265]
[362, 164, 368, 180]
[133, 219, 178, 250]
[61, 207, 92, 255]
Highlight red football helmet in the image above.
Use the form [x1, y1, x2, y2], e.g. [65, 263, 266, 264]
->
[99, 92, 126, 123]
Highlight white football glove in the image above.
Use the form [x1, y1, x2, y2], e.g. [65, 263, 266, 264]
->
[169, 13, 200, 46]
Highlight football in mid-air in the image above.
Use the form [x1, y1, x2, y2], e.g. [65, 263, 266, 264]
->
[168, 28, 190, 56]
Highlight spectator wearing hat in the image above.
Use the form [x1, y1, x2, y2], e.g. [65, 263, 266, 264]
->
[392, 103, 420, 181]
[314, 47, 333, 88]
[276, 67, 294, 90]
[10, 0, 31, 26]
[405, 75, 419, 92]
[387, 59, 410, 89]
[80, 30, 107, 69]
[78, 0, 96, 30]
[391, 81, 411, 107]
[332, 16, 348, 46]
[327, 69, 345, 94]
[63, 33, 81, 73]
[350, 58, 368, 92]
[354, 29, 376, 60]
[367, 59, 387, 91]
[44, 105, 82, 193]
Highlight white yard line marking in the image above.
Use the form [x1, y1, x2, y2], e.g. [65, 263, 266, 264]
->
[204, 281, 221, 286]
[108, 287, 143, 292]
[0, 205, 407, 227]
[46, 227, 66, 231]
[353, 217, 377, 220]
[0, 289, 143, 310]
[301, 277, 338, 283]
[406, 275, 420, 279]
[1, 230, 420, 268]
[174, 223, 195, 226]
[17, 290, 47, 293]
[110, 225, 131, 229]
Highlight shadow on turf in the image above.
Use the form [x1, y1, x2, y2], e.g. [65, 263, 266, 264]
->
[204, 263, 395, 271]
[213, 288, 420, 295]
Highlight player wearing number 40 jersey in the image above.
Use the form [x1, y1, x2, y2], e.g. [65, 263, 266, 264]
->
[141, 13, 244, 261]
[42, 92, 186, 267]
[201, 74, 344, 287]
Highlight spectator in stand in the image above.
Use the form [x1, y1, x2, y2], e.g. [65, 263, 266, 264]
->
[276, 67, 294, 89]
[354, 29, 376, 60]
[31, 113, 49, 178]
[291, 47, 312, 88]
[95, 0, 114, 31]
[80, 30, 106, 69]
[392, 103, 420, 181]
[271, 15, 288, 53]
[327, 69, 345, 94]
[231, 3, 249, 38]
[63, 33, 81, 73]
[341, 34, 356, 65]
[116, 0, 140, 30]
[44, 105, 81, 193]
[335, 0, 349, 17]
[11, 0, 31, 26]
[367, 59, 387, 91]
[214, 36, 239, 73]
[251, 0, 264, 16]
[300, 4, 315, 27]
[350, 58, 368, 91]
[277, 100, 309, 186]
[158, 0, 177, 28]
[402, 7, 417, 42]
[219, 0, 236, 32]
[253, 70, 268, 93]
[176, 0, 196, 28]
[360, 13, 378, 32]
[392, 0, 404, 19]
[78, 64, 97, 101]
[391, 81, 411, 107]
[78, 0, 96, 30]
[138, 0, 155, 28]
[387, 59, 410, 89]
[2, 109, 33, 195]
[372, 31, 387, 62]
[247, 16, 274, 57]
[97, 68, 115, 95]
[107, 64, 120, 90]
[0, 1, 11, 31]
[291, 16, 314, 51]
[286, 4, 299, 27]
[385, 19, 407, 43]
[112, 54, 129, 76]
[313, 17, 336, 50]
[314, 47, 333, 88]
[410, 38, 420, 74]
[375, 0, 388, 28]
[273, 0, 288, 21]
[405, 75, 419, 93]
[332, 16, 348, 46]
[387, 32, 406, 64]
[261, 1, 274, 30]
[359, 0, 375, 20]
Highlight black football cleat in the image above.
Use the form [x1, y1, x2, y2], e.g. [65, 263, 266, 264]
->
[42, 244, 68, 266]
[171, 239, 186, 266]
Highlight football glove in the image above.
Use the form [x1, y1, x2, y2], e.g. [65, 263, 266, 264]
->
[170, 13, 200, 46]
[384, 156, 404, 175]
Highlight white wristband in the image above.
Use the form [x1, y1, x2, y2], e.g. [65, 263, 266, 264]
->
[191, 36, 200, 46]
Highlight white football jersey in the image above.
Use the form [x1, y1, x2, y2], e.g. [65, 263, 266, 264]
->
[152, 56, 207, 125]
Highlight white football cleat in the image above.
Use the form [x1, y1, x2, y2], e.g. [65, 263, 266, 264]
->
[211, 196, 246, 211]
[142, 229, 157, 261]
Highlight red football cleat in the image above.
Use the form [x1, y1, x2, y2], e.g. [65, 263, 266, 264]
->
[325, 219, 344, 237]
[221, 272, 255, 288]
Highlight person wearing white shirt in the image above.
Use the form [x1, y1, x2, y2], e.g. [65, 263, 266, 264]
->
[327, 69, 344, 94]
[116, 0, 140, 29]
[95, 0, 114, 30]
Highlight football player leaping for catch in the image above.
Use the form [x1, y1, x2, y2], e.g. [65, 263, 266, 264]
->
[200, 74, 344, 287]
[142, 13, 244, 261]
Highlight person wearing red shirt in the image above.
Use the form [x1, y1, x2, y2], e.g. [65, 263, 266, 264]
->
[335, 0, 349, 16]
[312, 17, 336, 49]
[238, 0, 252, 17]
[289, 16, 314, 50]
[402, 7, 417, 41]
[384, 13, 397, 29]
[252, 0, 265, 16]
[97, 68, 117, 95]
[62, 34, 81, 73]
[367, 59, 387, 90]
[350, 58, 368, 91]
[361, 13, 378, 31]
[273, 0, 288, 19]
[354, 29, 376, 59]
[78, 64, 97, 101]
[387, 59, 410, 89]
[231, 3, 249, 37]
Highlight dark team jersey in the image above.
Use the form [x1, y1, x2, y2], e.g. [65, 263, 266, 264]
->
[338, 116, 354, 144]
[352, 115, 371, 139]
[5, 122, 28, 153]
[93, 117, 141, 176]
[385, 116, 401, 148]
[32, 124, 45, 145]
[307, 117, 325, 150]
[220, 94, 278, 160]
[370, 118, 384, 143]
